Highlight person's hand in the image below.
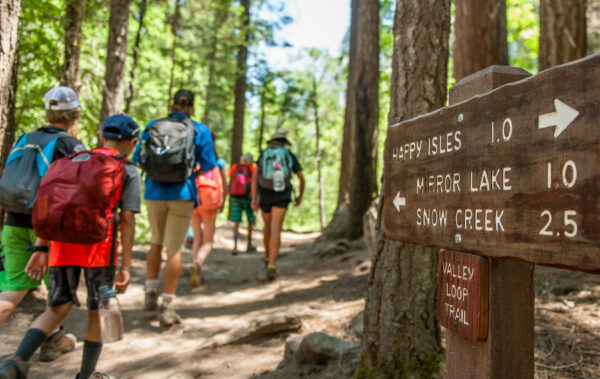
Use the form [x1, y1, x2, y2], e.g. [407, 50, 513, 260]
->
[294, 196, 302, 207]
[25, 252, 48, 281]
[251, 199, 260, 211]
[115, 269, 131, 293]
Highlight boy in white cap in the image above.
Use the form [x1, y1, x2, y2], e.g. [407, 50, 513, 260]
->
[0, 86, 85, 359]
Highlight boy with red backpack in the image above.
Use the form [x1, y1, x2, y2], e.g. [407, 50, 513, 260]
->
[229, 153, 256, 254]
[0, 114, 141, 379]
[0, 86, 85, 358]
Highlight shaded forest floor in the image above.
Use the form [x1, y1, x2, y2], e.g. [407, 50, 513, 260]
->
[1, 224, 599, 378]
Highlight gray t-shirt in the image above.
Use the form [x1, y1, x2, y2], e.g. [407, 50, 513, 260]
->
[120, 163, 141, 213]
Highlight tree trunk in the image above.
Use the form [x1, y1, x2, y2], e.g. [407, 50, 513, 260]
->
[356, 0, 450, 377]
[202, 0, 230, 125]
[346, 0, 379, 240]
[312, 77, 326, 231]
[125, 0, 147, 114]
[230, 0, 250, 166]
[258, 89, 265, 155]
[453, 0, 508, 81]
[539, 0, 587, 70]
[337, 0, 359, 208]
[98, 0, 132, 130]
[61, 0, 85, 92]
[0, 0, 22, 172]
[167, 0, 181, 105]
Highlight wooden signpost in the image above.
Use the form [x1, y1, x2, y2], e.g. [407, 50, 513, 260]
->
[384, 54, 600, 273]
[384, 54, 600, 378]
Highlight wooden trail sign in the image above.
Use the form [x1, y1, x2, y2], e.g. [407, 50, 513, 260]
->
[437, 250, 488, 341]
[384, 54, 600, 273]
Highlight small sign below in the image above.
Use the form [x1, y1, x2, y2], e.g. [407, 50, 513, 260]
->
[438, 250, 489, 341]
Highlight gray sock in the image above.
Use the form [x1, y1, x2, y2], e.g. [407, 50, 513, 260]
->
[79, 340, 103, 379]
[13, 328, 48, 362]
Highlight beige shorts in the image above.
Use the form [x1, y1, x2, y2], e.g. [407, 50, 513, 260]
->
[146, 200, 194, 252]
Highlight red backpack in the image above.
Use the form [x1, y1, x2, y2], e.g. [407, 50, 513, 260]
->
[32, 148, 127, 244]
[196, 166, 223, 210]
[229, 163, 252, 196]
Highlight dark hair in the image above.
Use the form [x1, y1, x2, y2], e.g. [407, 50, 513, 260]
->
[45, 102, 81, 127]
[169, 103, 193, 116]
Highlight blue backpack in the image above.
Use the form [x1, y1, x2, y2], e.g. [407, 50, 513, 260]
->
[0, 130, 68, 214]
[258, 145, 293, 191]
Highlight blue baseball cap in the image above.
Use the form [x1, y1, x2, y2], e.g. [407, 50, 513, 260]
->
[102, 114, 140, 140]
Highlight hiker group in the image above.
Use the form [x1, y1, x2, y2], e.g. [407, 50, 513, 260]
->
[0, 86, 305, 379]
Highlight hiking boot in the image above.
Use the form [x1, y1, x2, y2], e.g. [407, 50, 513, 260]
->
[188, 263, 202, 287]
[144, 290, 159, 311]
[266, 266, 277, 281]
[159, 304, 182, 327]
[0, 360, 29, 379]
[39, 327, 76, 362]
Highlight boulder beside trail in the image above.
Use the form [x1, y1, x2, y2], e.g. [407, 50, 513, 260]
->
[293, 332, 360, 364]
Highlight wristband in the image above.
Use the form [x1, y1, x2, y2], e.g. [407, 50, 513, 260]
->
[119, 267, 131, 272]
[26, 245, 49, 253]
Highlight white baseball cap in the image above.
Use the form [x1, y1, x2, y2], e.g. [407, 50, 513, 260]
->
[44, 86, 80, 110]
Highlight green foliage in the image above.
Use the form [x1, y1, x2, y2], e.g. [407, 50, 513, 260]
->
[507, 0, 539, 73]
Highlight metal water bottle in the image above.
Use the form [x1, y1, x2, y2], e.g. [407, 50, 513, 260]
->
[273, 162, 285, 192]
[98, 285, 123, 343]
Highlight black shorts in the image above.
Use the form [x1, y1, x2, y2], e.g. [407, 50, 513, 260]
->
[258, 186, 292, 213]
[48, 266, 115, 310]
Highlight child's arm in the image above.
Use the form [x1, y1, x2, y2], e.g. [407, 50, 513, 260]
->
[251, 166, 259, 211]
[115, 210, 135, 292]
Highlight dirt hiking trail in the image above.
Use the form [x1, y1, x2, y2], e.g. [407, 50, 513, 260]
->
[1, 224, 599, 378]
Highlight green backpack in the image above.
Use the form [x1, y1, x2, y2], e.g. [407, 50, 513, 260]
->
[258, 146, 293, 192]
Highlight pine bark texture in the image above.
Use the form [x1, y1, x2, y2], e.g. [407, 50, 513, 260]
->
[346, 0, 379, 240]
[99, 0, 132, 129]
[61, 0, 85, 92]
[336, 0, 358, 208]
[311, 77, 326, 230]
[125, 0, 147, 114]
[453, 0, 508, 81]
[539, 0, 587, 70]
[230, 0, 250, 166]
[0, 0, 22, 171]
[356, 0, 450, 377]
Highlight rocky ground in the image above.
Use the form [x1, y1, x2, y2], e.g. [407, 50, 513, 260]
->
[1, 224, 598, 378]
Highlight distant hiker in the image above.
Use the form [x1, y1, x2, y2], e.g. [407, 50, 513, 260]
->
[133, 89, 216, 326]
[188, 155, 226, 287]
[0, 114, 141, 379]
[251, 131, 305, 281]
[0, 86, 85, 361]
[229, 153, 256, 254]
[188, 130, 227, 287]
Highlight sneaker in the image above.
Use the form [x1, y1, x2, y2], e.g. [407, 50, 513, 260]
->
[266, 266, 277, 281]
[0, 360, 29, 379]
[188, 263, 202, 287]
[39, 327, 76, 362]
[144, 290, 159, 311]
[159, 304, 182, 327]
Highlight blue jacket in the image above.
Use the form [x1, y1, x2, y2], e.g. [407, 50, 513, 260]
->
[132, 112, 216, 203]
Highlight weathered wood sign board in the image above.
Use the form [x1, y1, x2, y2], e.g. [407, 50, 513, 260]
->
[384, 54, 600, 272]
[438, 250, 488, 341]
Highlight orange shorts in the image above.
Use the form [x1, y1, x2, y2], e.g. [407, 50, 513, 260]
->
[193, 207, 218, 220]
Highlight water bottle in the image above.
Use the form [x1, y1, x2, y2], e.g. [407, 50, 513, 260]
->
[273, 162, 285, 192]
[98, 285, 124, 343]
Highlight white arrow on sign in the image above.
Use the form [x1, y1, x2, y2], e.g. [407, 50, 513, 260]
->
[393, 192, 406, 212]
[538, 99, 579, 138]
